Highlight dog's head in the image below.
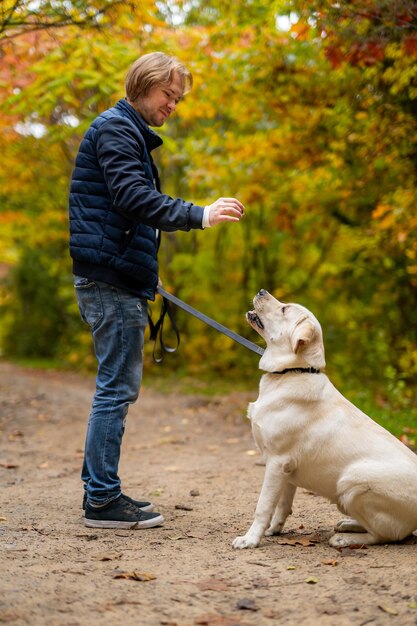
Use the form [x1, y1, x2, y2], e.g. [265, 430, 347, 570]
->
[247, 290, 326, 373]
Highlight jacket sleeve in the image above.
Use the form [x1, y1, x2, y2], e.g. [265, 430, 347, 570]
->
[96, 117, 204, 232]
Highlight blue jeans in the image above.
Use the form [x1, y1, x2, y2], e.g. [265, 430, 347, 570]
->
[74, 276, 148, 505]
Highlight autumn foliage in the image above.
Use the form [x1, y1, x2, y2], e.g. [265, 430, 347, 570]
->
[1, 0, 417, 413]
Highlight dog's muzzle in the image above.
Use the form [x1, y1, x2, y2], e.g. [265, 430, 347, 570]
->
[247, 310, 264, 330]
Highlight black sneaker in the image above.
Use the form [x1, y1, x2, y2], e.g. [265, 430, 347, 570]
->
[84, 496, 164, 529]
[83, 492, 153, 513]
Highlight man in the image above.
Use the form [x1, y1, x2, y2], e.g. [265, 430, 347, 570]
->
[69, 52, 244, 529]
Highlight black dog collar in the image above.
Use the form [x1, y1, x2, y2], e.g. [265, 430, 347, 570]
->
[272, 367, 321, 375]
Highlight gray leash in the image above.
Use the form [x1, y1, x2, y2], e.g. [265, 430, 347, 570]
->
[153, 286, 265, 361]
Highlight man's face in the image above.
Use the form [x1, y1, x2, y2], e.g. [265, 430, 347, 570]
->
[133, 71, 183, 127]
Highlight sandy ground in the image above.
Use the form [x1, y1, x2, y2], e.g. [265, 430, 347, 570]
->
[1, 361, 417, 626]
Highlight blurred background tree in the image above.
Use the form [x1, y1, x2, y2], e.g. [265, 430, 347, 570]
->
[1, 0, 416, 425]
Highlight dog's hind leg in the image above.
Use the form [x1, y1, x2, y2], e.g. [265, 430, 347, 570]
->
[329, 531, 381, 548]
[265, 483, 297, 536]
[331, 479, 417, 547]
[233, 458, 288, 549]
[334, 518, 367, 533]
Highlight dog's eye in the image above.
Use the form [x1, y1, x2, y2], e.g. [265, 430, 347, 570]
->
[282, 306, 288, 315]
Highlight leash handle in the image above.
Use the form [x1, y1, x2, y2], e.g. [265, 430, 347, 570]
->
[148, 295, 180, 363]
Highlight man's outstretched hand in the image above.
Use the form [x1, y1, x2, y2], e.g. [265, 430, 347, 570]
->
[205, 197, 245, 227]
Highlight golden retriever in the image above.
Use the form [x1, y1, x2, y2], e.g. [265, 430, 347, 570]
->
[233, 290, 417, 549]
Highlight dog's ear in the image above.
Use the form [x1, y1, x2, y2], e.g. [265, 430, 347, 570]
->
[291, 320, 315, 354]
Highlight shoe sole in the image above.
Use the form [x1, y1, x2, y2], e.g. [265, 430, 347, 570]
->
[138, 504, 154, 513]
[84, 513, 164, 529]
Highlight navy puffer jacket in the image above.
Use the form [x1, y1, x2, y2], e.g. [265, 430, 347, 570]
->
[69, 99, 204, 300]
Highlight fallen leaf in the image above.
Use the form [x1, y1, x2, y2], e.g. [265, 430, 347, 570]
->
[166, 535, 185, 541]
[305, 577, 319, 584]
[287, 565, 296, 570]
[263, 609, 279, 619]
[343, 576, 367, 585]
[186, 531, 207, 540]
[158, 436, 186, 446]
[0, 517, 7, 522]
[245, 450, 257, 456]
[322, 559, 338, 566]
[8, 430, 24, 441]
[37, 462, 49, 469]
[408, 602, 417, 609]
[113, 571, 156, 581]
[378, 606, 398, 615]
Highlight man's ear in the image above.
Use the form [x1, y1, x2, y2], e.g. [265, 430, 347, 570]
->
[291, 320, 315, 354]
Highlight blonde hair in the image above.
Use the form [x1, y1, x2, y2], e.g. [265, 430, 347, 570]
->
[125, 52, 193, 102]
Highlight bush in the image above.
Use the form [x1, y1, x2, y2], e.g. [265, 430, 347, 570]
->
[1, 235, 79, 360]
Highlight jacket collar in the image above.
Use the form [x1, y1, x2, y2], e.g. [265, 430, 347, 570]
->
[115, 99, 163, 152]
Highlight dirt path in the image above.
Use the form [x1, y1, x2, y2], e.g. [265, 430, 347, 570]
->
[1, 361, 417, 626]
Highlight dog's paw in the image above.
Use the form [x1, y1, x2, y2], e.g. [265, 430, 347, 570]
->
[329, 533, 351, 548]
[232, 535, 260, 549]
[329, 532, 375, 548]
[265, 524, 283, 536]
[334, 518, 366, 533]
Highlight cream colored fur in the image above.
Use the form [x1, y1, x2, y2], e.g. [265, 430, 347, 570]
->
[232, 290, 417, 549]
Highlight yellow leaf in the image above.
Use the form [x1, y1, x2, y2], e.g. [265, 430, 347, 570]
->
[167, 535, 184, 541]
[378, 606, 399, 615]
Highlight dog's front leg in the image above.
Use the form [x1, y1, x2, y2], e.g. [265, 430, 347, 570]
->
[265, 482, 297, 536]
[233, 459, 287, 549]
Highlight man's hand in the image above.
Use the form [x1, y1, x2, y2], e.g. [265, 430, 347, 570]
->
[204, 198, 245, 227]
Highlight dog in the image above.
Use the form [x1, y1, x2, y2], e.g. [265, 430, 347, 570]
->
[232, 289, 417, 549]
